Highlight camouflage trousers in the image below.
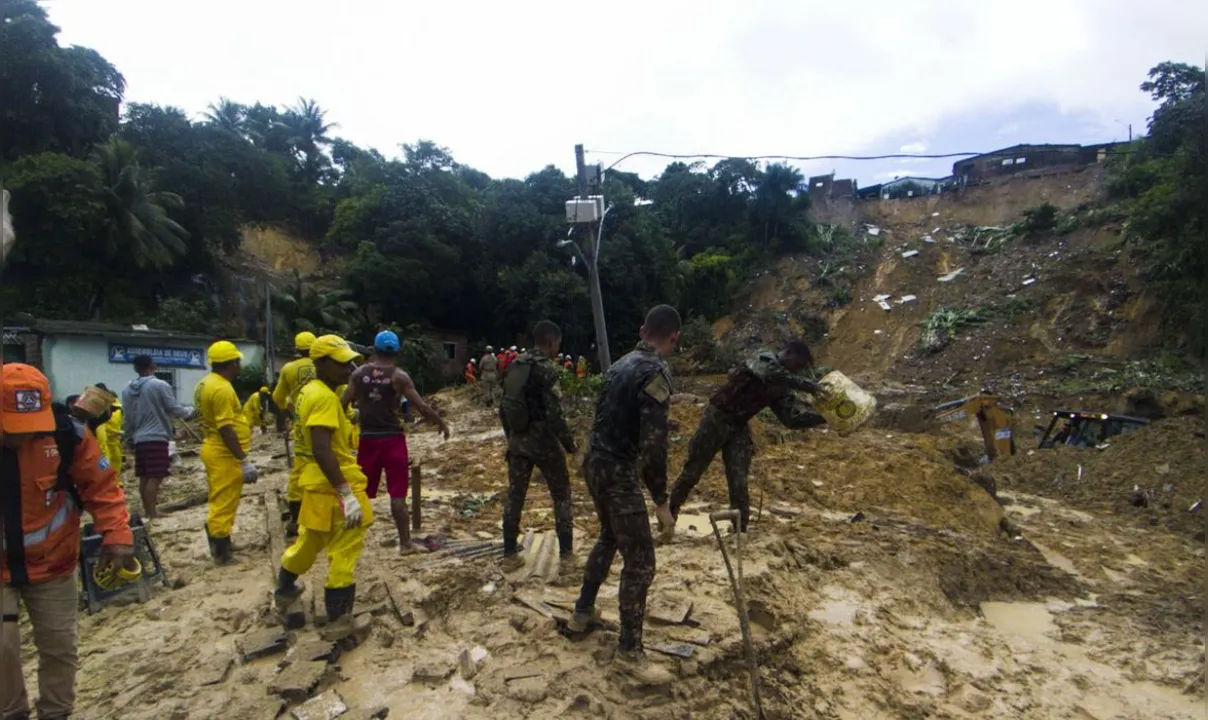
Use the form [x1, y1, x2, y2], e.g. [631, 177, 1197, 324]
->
[503, 443, 573, 556]
[575, 451, 655, 652]
[668, 405, 754, 531]
[479, 377, 499, 406]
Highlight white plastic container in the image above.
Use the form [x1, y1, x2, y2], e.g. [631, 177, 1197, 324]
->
[812, 371, 877, 436]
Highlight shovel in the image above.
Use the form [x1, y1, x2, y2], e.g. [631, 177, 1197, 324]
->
[708, 509, 764, 719]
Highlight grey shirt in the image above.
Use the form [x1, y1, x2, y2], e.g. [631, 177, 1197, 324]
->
[122, 375, 194, 444]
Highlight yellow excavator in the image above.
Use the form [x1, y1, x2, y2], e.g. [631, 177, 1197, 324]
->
[934, 391, 1016, 464]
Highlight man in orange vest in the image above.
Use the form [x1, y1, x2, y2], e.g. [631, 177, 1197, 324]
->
[1, 364, 135, 719]
[464, 359, 477, 385]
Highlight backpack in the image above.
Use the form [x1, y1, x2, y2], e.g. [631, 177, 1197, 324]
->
[500, 358, 537, 433]
[50, 402, 85, 509]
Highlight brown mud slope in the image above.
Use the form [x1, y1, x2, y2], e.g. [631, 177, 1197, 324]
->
[993, 416, 1206, 537]
[717, 170, 1178, 411]
[29, 387, 1201, 720]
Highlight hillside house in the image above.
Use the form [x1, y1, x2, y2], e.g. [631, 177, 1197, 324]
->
[952, 142, 1127, 186]
[2, 319, 263, 404]
[417, 328, 468, 379]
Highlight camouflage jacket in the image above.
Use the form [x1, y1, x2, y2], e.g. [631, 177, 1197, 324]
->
[709, 351, 825, 428]
[500, 351, 576, 453]
[586, 342, 673, 505]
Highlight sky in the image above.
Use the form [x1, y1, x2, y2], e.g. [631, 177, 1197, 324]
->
[45, 0, 1208, 187]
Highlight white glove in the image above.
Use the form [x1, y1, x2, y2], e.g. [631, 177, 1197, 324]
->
[338, 486, 363, 529]
[241, 459, 258, 484]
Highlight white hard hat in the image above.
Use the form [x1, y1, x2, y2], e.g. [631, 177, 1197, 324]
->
[510, 346, 517, 351]
[471, 358, 477, 364]
[486, 346, 494, 352]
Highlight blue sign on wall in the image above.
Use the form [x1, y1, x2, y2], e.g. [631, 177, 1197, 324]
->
[108, 343, 205, 369]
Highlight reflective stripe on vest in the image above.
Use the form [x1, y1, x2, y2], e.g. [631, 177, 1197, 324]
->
[0, 493, 74, 552]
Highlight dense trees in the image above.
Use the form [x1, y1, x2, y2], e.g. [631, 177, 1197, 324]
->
[1, 0, 1201, 359]
[1108, 61, 1206, 351]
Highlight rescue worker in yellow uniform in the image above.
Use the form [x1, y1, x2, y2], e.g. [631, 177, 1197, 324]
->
[242, 386, 272, 434]
[272, 331, 318, 538]
[195, 341, 257, 564]
[337, 384, 360, 450]
[102, 398, 124, 482]
[273, 335, 371, 630]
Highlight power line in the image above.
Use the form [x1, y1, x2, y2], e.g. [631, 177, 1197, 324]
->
[589, 145, 1138, 173]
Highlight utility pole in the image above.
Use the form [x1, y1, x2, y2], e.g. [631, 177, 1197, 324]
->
[573, 143, 612, 372]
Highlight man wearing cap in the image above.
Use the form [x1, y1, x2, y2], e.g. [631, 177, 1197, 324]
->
[1, 364, 135, 719]
[342, 330, 450, 555]
[272, 331, 318, 537]
[275, 336, 373, 630]
[242, 386, 273, 435]
[122, 355, 195, 518]
[195, 341, 257, 564]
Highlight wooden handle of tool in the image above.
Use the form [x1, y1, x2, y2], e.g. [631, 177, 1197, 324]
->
[710, 509, 740, 522]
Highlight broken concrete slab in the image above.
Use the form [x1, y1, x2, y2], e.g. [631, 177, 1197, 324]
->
[671, 629, 712, 647]
[412, 660, 455, 683]
[291, 689, 347, 720]
[238, 628, 289, 661]
[354, 601, 390, 618]
[288, 640, 340, 664]
[270, 660, 328, 703]
[195, 655, 234, 687]
[458, 648, 478, 680]
[649, 599, 693, 625]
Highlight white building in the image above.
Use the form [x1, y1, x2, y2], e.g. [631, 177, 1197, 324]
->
[2, 320, 264, 405]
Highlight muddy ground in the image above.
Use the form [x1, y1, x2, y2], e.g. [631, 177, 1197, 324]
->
[17, 386, 1205, 719]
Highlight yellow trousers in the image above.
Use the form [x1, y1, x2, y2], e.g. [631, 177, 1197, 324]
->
[287, 457, 304, 503]
[106, 441, 123, 485]
[202, 445, 244, 538]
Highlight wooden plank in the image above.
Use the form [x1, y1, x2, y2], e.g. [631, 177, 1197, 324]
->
[647, 641, 695, 659]
[512, 593, 555, 619]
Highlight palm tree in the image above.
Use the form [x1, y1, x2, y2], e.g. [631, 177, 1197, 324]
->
[93, 137, 190, 269]
[272, 270, 357, 336]
[286, 97, 338, 184]
[203, 97, 247, 135]
[753, 163, 805, 246]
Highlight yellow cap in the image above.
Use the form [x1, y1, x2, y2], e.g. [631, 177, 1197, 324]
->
[309, 335, 362, 364]
[259, 386, 269, 393]
[295, 331, 317, 352]
[207, 340, 243, 365]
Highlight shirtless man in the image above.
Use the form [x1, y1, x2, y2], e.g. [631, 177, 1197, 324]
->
[343, 330, 450, 554]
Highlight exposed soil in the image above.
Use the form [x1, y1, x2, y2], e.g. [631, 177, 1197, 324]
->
[18, 380, 1201, 720]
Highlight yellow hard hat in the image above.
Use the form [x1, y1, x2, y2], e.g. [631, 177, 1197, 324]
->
[207, 340, 243, 365]
[259, 386, 269, 393]
[295, 331, 317, 352]
[309, 335, 362, 364]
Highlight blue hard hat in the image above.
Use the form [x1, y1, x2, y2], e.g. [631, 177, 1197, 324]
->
[374, 330, 400, 352]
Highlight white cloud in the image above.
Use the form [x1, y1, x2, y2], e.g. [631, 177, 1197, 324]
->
[899, 142, 928, 154]
[46, 0, 1207, 180]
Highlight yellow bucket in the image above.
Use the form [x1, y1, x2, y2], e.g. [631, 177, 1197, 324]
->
[75, 385, 117, 419]
[812, 371, 877, 436]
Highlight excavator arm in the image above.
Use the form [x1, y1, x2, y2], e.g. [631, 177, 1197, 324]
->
[935, 392, 1016, 463]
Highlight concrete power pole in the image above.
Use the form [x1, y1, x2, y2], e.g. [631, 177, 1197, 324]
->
[574, 143, 612, 372]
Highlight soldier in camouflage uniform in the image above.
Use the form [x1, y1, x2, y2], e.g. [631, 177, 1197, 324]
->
[498, 321, 579, 575]
[568, 305, 682, 686]
[669, 339, 827, 533]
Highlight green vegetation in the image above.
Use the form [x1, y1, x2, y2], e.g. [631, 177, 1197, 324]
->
[677, 316, 739, 373]
[0, 1, 814, 358]
[1055, 354, 1204, 395]
[1105, 61, 1206, 352]
[919, 307, 988, 354]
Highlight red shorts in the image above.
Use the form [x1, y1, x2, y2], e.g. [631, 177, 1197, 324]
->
[358, 434, 409, 499]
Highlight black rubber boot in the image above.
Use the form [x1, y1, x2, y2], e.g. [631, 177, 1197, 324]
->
[285, 501, 301, 539]
[204, 524, 216, 557]
[325, 584, 356, 623]
[211, 536, 237, 565]
[274, 568, 306, 630]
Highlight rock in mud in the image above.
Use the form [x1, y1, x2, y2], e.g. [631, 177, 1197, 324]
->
[291, 689, 347, 720]
[342, 708, 389, 720]
[412, 661, 455, 683]
[238, 628, 290, 661]
[320, 615, 372, 648]
[270, 660, 329, 702]
[289, 640, 340, 664]
[506, 677, 548, 703]
[195, 655, 235, 687]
